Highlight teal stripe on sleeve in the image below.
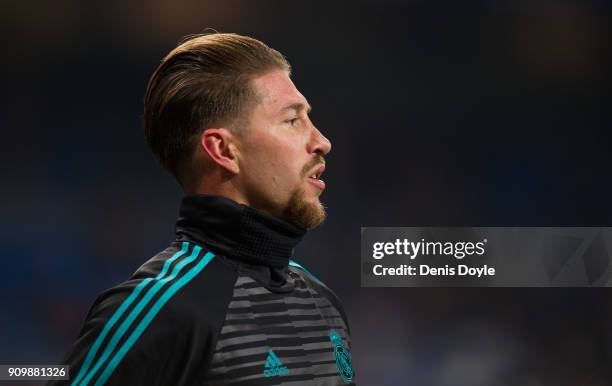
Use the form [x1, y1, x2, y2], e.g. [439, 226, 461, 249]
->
[79, 244, 201, 386]
[71, 241, 190, 386]
[95, 251, 215, 386]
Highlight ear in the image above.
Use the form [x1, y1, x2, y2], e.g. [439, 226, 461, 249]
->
[199, 128, 240, 174]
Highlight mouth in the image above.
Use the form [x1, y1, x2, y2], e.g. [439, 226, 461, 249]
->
[307, 164, 326, 190]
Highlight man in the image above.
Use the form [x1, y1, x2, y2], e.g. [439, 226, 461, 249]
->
[54, 33, 355, 385]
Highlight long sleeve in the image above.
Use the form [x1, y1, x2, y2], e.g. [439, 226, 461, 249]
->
[50, 242, 238, 386]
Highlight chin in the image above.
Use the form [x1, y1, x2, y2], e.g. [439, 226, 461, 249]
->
[283, 188, 327, 230]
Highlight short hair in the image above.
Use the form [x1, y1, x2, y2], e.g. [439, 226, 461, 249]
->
[143, 32, 291, 186]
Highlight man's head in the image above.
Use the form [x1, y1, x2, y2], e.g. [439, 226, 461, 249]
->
[144, 33, 331, 230]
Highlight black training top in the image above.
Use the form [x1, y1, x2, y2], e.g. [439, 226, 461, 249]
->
[51, 195, 355, 386]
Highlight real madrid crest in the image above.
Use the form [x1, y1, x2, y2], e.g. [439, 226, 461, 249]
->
[328, 329, 354, 383]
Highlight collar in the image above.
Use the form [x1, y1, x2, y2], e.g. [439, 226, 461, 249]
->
[175, 194, 306, 269]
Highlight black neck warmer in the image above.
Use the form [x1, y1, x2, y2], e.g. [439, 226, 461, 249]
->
[175, 194, 307, 292]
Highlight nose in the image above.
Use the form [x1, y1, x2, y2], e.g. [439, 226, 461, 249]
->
[309, 125, 332, 156]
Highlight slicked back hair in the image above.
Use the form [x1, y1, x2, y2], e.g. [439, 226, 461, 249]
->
[143, 33, 291, 187]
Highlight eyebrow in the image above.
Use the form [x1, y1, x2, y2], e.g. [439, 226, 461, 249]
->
[280, 102, 312, 114]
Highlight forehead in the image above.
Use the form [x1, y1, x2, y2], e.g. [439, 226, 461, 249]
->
[250, 70, 309, 114]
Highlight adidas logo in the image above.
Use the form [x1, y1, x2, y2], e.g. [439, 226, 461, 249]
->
[263, 348, 290, 377]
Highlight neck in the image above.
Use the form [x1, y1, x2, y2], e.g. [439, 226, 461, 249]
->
[175, 194, 306, 268]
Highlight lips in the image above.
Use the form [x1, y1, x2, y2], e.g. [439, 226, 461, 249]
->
[308, 164, 325, 179]
[307, 164, 326, 190]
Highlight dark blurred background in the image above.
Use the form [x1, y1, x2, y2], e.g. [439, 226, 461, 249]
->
[1, 1, 611, 385]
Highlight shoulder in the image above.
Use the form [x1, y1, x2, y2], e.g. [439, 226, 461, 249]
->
[288, 258, 351, 332]
[106, 241, 239, 330]
[288, 259, 331, 292]
[65, 241, 239, 385]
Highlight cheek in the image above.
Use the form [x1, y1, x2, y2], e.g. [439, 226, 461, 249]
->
[243, 151, 285, 190]
[242, 131, 305, 187]
[269, 159, 296, 186]
[265, 157, 303, 195]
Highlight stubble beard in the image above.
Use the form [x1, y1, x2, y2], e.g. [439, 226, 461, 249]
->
[283, 186, 327, 230]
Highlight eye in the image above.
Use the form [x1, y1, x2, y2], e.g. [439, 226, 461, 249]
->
[285, 117, 299, 125]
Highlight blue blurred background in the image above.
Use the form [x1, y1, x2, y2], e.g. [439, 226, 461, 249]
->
[1, 1, 611, 385]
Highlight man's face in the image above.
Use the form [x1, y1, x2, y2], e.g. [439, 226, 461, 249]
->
[234, 69, 332, 230]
